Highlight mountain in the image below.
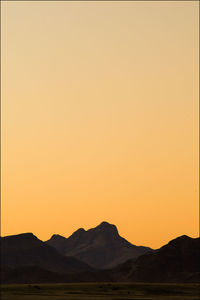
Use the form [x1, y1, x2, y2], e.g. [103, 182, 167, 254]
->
[113, 235, 200, 283]
[1, 233, 199, 284]
[0, 233, 93, 275]
[46, 221, 152, 269]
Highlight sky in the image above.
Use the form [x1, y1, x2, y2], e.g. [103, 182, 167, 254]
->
[1, 1, 199, 249]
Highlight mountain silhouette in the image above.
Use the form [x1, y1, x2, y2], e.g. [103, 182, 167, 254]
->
[113, 235, 200, 282]
[1, 232, 199, 284]
[46, 221, 152, 269]
[0, 233, 93, 274]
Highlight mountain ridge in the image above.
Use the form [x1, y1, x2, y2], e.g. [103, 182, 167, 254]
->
[0, 231, 93, 275]
[113, 235, 200, 282]
[1, 233, 199, 284]
[46, 221, 152, 269]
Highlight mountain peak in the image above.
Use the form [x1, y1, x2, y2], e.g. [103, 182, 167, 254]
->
[50, 234, 66, 241]
[99, 221, 113, 227]
[98, 221, 117, 229]
[92, 221, 119, 236]
[46, 222, 152, 269]
[167, 235, 191, 245]
[74, 228, 85, 234]
[69, 228, 86, 240]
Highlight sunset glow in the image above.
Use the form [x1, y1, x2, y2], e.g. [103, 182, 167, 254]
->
[1, 1, 199, 249]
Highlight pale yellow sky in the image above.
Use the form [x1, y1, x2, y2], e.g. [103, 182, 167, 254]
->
[1, 1, 199, 248]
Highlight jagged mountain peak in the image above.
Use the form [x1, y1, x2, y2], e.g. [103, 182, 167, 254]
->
[46, 222, 152, 269]
[71, 228, 86, 236]
[90, 221, 119, 236]
[50, 234, 66, 241]
[99, 221, 114, 227]
[98, 221, 117, 229]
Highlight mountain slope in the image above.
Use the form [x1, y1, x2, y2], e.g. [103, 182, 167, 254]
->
[1, 234, 199, 284]
[46, 221, 152, 269]
[0, 233, 93, 274]
[114, 235, 200, 283]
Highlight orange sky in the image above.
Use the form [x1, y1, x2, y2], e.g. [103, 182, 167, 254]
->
[1, 1, 199, 249]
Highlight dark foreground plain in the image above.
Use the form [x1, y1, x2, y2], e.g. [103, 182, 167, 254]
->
[1, 283, 200, 300]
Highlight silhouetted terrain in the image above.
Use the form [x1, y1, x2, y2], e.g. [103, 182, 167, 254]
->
[0, 233, 93, 275]
[1, 225, 199, 284]
[46, 221, 152, 269]
[113, 235, 200, 283]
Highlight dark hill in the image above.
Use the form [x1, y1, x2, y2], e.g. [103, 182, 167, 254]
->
[46, 221, 152, 269]
[0, 233, 93, 274]
[114, 235, 200, 283]
[1, 233, 199, 284]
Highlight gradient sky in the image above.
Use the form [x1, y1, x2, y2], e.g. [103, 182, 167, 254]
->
[1, 1, 199, 249]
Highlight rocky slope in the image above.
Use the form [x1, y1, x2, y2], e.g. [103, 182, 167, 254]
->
[46, 221, 152, 269]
